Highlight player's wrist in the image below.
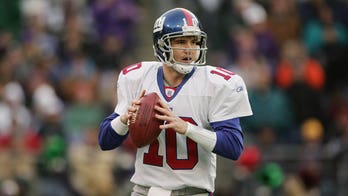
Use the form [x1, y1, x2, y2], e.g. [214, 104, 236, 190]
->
[111, 116, 129, 135]
[184, 122, 216, 152]
[184, 122, 192, 136]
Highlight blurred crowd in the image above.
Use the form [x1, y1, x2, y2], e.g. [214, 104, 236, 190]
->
[0, 0, 347, 196]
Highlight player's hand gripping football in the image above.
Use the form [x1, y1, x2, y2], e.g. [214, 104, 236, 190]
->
[154, 100, 188, 135]
[120, 90, 188, 135]
[119, 90, 146, 125]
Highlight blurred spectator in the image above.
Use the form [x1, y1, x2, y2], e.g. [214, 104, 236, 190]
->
[94, 34, 123, 72]
[213, 1, 242, 67]
[196, 0, 224, 51]
[225, 25, 273, 131]
[68, 128, 118, 196]
[54, 51, 98, 102]
[241, 61, 294, 141]
[302, 4, 348, 58]
[0, 31, 15, 60]
[31, 82, 80, 196]
[225, 27, 266, 90]
[267, 0, 301, 47]
[328, 0, 348, 28]
[236, 145, 262, 173]
[0, 81, 40, 195]
[256, 162, 284, 195]
[0, 0, 21, 38]
[62, 79, 106, 144]
[297, 161, 322, 196]
[0, 102, 12, 150]
[32, 83, 64, 122]
[301, 3, 348, 92]
[296, 118, 325, 193]
[236, 0, 280, 69]
[296, 0, 321, 26]
[0, 45, 25, 86]
[275, 40, 326, 125]
[61, 79, 122, 195]
[93, 33, 124, 109]
[3, 82, 32, 134]
[276, 40, 325, 91]
[91, 0, 140, 52]
[324, 102, 348, 196]
[57, 14, 97, 62]
[20, 14, 58, 60]
[283, 174, 310, 196]
[300, 118, 324, 153]
[21, 0, 64, 34]
[221, 145, 262, 196]
[0, 81, 34, 152]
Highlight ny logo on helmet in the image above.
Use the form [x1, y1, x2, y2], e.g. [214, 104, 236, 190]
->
[153, 16, 165, 33]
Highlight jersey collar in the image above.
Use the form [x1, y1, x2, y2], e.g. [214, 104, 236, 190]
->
[157, 66, 196, 102]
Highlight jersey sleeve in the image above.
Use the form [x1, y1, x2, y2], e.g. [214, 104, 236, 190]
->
[208, 74, 253, 123]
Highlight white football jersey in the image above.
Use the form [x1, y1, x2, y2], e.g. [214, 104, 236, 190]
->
[115, 61, 252, 192]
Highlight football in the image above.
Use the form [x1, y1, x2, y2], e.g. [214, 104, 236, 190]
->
[129, 92, 164, 148]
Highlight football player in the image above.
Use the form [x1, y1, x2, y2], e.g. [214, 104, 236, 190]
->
[99, 8, 253, 196]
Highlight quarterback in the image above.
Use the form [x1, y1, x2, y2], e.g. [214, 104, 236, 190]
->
[99, 8, 253, 196]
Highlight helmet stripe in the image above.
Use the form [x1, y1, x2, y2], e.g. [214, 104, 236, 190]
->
[181, 8, 193, 26]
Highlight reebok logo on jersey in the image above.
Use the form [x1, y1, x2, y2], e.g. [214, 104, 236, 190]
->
[236, 86, 243, 92]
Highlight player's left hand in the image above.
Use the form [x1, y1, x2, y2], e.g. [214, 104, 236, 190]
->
[154, 100, 188, 135]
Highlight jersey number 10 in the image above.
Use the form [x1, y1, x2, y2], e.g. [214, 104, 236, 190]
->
[143, 117, 198, 170]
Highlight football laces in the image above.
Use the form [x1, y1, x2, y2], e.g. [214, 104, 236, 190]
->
[129, 107, 139, 125]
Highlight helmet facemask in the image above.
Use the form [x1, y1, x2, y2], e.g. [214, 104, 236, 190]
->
[156, 32, 207, 74]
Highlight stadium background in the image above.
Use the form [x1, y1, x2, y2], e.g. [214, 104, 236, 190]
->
[0, 0, 347, 195]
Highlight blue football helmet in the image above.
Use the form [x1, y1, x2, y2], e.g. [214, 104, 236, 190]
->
[153, 8, 208, 74]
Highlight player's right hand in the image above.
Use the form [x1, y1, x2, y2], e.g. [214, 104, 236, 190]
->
[120, 90, 146, 125]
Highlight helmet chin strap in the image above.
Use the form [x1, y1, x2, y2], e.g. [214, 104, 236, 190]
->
[164, 61, 193, 75]
[172, 63, 194, 74]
